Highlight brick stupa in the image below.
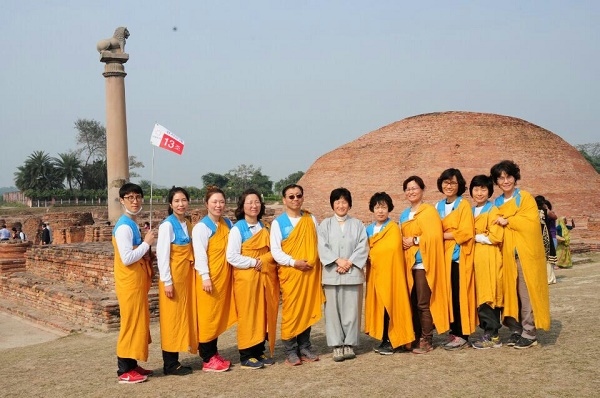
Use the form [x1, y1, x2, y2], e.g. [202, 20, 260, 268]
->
[299, 111, 600, 224]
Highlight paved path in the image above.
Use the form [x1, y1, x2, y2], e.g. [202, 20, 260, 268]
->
[0, 311, 67, 350]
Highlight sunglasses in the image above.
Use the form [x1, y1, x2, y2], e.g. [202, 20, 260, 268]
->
[287, 194, 303, 200]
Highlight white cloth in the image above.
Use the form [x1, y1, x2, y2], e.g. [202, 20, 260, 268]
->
[226, 223, 262, 269]
[156, 219, 189, 286]
[270, 214, 318, 267]
[191, 221, 214, 280]
[114, 224, 150, 266]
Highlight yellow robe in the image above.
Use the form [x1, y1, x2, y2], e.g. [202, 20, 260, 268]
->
[440, 198, 477, 335]
[158, 220, 197, 353]
[196, 218, 237, 343]
[364, 221, 415, 347]
[278, 211, 325, 340]
[496, 190, 550, 330]
[401, 203, 450, 334]
[233, 225, 280, 355]
[113, 237, 152, 361]
[473, 204, 504, 309]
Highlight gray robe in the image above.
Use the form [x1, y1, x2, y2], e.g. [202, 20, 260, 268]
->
[318, 216, 369, 285]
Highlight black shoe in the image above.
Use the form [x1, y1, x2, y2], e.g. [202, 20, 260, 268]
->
[506, 333, 520, 347]
[164, 365, 193, 376]
[514, 336, 538, 349]
[379, 342, 394, 355]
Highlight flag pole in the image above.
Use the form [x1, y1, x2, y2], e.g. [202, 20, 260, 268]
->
[150, 146, 155, 229]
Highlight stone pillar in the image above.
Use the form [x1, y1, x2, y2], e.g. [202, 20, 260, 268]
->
[100, 52, 130, 223]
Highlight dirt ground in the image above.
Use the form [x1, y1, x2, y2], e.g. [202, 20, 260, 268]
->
[1, 255, 599, 398]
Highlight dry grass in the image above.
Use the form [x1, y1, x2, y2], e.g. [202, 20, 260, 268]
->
[1, 257, 600, 398]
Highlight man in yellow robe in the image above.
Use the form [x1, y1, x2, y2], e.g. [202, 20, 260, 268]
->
[270, 184, 325, 366]
[112, 183, 155, 384]
[491, 160, 550, 349]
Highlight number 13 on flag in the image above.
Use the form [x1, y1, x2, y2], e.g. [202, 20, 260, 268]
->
[150, 123, 185, 155]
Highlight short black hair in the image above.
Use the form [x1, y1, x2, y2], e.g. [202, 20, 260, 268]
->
[282, 184, 303, 197]
[167, 186, 190, 215]
[119, 183, 143, 198]
[330, 187, 352, 209]
[437, 168, 467, 196]
[235, 189, 266, 221]
[403, 175, 425, 191]
[490, 160, 521, 183]
[469, 175, 494, 198]
[369, 192, 394, 212]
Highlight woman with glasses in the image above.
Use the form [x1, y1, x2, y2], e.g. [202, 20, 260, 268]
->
[435, 168, 476, 351]
[491, 160, 550, 349]
[226, 189, 280, 369]
[156, 187, 197, 376]
[318, 188, 369, 362]
[192, 186, 237, 372]
[364, 192, 414, 356]
[400, 176, 449, 354]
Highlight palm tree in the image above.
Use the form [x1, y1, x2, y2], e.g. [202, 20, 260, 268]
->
[14, 151, 63, 191]
[54, 152, 82, 192]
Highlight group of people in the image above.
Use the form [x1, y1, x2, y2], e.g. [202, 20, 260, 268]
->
[112, 159, 552, 385]
[0, 224, 26, 241]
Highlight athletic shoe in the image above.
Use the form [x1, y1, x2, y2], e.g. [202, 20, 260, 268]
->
[285, 352, 302, 366]
[134, 366, 154, 376]
[514, 336, 538, 349]
[506, 333, 521, 347]
[164, 365, 193, 376]
[378, 342, 394, 355]
[299, 347, 319, 362]
[472, 335, 502, 350]
[343, 345, 356, 360]
[215, 353, 231, 369]
[118, 370, 148, 384]
[332, 346, 345, 362]
[240, 358, 264, 370]
[203, 356, 230, 372]
[373, 341, 386, 353]
[412, 338, 433, 355]
[258, 354, 275, 366]
[444, 335, 468, 351]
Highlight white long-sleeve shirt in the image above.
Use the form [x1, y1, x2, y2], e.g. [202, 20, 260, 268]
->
[226, 223, 262, 269]
[192, 221, 214, 280]
[114, 224, 150, 266]
[156, 219, 189, 286]
[270, 214, 318, 267]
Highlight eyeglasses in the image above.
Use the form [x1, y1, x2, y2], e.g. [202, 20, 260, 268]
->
[405, 187, 421, 192]
[497, 176, 514, 182]
[287, 194, 303, 200]
[123, 195, 143, 203]
[442, 181, 458, 187]
[244, 201, 262, 206]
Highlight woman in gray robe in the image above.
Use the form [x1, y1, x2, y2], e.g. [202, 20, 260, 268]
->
[318, 188, 369, 362]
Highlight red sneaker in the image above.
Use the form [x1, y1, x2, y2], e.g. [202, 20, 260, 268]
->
[118, 370, 148, 384]
[134, 366, 154, 376]
[215, 353, 231, 369]
[203, 355, 230, 372]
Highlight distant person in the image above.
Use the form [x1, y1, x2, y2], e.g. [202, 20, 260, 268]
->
[491, 160, 550, 349]
[16, 226, 26, 241]
[535, 195, 556, 284]
[41, 223, 51, 245]
[46, 223, 53, 244]
[270, 184, 324, 366]
[11, 227, 18, 240]
[0, 224, 10, 241]
[112, 183, 155, 384]
[143, 222, 151, 232]
[317, 188, 368, 362]
[556, 217, 575, 269]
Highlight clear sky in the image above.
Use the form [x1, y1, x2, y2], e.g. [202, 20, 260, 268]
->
[1, 1, 598, 189]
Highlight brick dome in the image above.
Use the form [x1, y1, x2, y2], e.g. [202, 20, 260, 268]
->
[299, 111, 600, 224]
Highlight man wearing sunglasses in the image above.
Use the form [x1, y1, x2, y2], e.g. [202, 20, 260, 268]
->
[270, 184, 325, 366]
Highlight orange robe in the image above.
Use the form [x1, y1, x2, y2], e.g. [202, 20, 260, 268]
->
[233, 225, 280, 355]
[113, 233, 152, 361]
[401, 203, 450, 334]
[473, 204, 504, 309]
[440, 198, 477, 335]
[495, 189, 550, 330]
[278, 211, 325, 340]
[158, 220, 197, 353]
[364, 220, 415, 347]
[196, 218, 237, 343]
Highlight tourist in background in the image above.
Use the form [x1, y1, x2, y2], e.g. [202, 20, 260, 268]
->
[193, 186, 237, 372]
[535, 195, 557, 284]
[226, 189, 279, 369]
[112, 183, 155, 384]
[41, 223, 51, 245]
[556, 217, 575, 269]
[364, 192, 414, 356]
[0, 224, 10, 241]
[270, 184, 324, 366]
[157, 187, 197, 376]
[400, 176, 449, 354]
[491, 160, 550, 349]
[435, 168, 476, 351]
[318, 188, 369, 362]
[468, 175, 504, 350]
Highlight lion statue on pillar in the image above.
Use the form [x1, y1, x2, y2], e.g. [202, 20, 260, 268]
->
[96, 27, 130, 54]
